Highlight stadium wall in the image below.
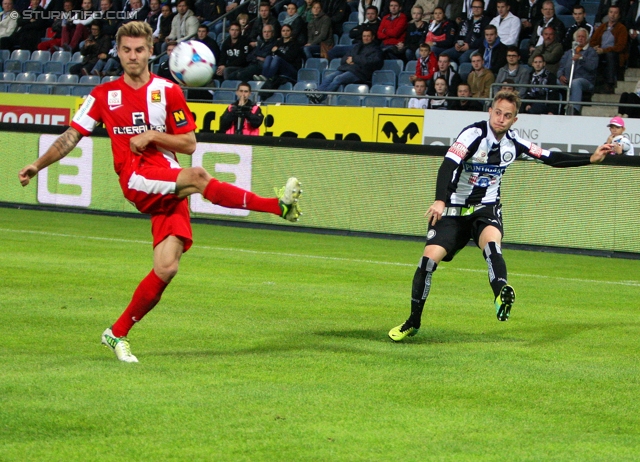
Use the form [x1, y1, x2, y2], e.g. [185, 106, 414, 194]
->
[1, 126, 638, 255]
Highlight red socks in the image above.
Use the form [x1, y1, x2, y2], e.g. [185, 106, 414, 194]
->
[111, 270, 168, 338]
[202, 178, 281, 215]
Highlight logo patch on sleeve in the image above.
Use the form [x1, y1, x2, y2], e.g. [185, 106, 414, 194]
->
[172, 109, 187, 127]
[448, 141, 469, 159]
[529, 143, 543, 158]
[151, 90, 162, 103]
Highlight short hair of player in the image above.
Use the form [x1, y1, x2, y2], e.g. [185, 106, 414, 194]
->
[493, 89, 522, 115]
[116, 21, 153, 49]
[419, 42, 431, 52]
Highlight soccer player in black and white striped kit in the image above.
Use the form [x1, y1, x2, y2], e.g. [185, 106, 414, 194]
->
[389, 90, 615, 342]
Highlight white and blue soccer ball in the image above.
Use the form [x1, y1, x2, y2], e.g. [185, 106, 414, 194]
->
[612, 135, 632, 154]
[169, 40, 215, 87]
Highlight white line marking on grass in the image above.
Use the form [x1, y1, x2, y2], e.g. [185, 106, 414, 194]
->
[4, 228, 640, 288]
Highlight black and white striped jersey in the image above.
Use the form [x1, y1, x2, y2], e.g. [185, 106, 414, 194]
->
[438, 120, 561, 207]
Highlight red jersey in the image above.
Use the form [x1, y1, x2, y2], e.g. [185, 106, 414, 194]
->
[71, 74, 197, 176]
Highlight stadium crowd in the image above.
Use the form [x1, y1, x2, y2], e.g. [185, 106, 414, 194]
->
[1, 0, 640, 115]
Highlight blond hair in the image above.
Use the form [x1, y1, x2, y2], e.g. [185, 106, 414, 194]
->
[493, 90, 522, 115]
[116, 21, 153, 49]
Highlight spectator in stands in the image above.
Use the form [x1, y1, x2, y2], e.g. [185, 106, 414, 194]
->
[216, 22, 251, 80]
[604, 116, 635, 155]
[69, 20, 112, 76]
[557, 28, 597, 114]
[414, 0, 437, 22]
[523, 54, 559, 114]
[61, 0, 94, 52]
[425, 6, 457, 56]
[441, 0, 489, 64]
[329, 4, 380, 60]
[249, 2, 280, 47]
[157, 40, 178, 82]
[196, 0, 224, 25]
[427, 76, 450, 108]
[228, 23, 277, 80]
[476, 24, 507, 75]
[144, 0, 161, 30]
[15, 0, 48, 52]
[590, 5, 627, 95]
[437, 0, 463, 25]
[359, 0, 383, 24]
[595, 0, 628, 26]
[516, 0, 543, 41]
[467, 51, 494, 97]
[219, 82, 264, 135]
[255, 23, 302, 81]
[124, 0, 151, 23]
[625, 2, 640, 67]
[299, 0, 315, 23]
[304, 1, 333, 59]
[562, 4, 593, 51]
[306, 28, 383, 103]
[153, 3, 174, 55]
[377, 0, 408, 59]
[617, 80, 640, 118]
[280, 2, 306, 45]
[37, 0, 74, 51]
[528, 1, 565, 57]
[496, 46, 530, 96]
[196, 24, 221, 62]
[322, 0, 349, 36]
[428, 52, 461, 94]
[408, 78, 429, 108]
[528, 26, 563, 74]
[166, 0, 199, 44]
[489, 0, 520, 46]
[410, 42, 437, 83]
[405, 5, 428, 60]
[91, 41, 122, 77]
[449, 81, 484, 110]
[237, 13, 250, 36]
[100, 0, 122, 39]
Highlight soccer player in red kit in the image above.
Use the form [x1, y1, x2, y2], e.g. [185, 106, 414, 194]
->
[18, 22, 303, 363]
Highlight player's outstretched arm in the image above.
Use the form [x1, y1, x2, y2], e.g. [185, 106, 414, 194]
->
[590, 144, 616, 164]
[130, 130, 196, 156]
[18, 127, 83, 187]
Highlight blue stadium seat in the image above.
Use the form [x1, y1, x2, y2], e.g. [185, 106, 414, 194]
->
[304, 57, 328, 72]
[405, 60, 417, 71]
[261, 92, 285, 103]
[397, 71, 414, 87]
[297, 68, 320, 83]
[390, 85, 417, 108]
[30, 50, 51, 62]
[22, 61, 43, 73]
[71, 51, 82, 62]
[286, 93, 311, 105]
[335, 94, 362, 106]
[396, 85, 417, 96]
[369, 84, 395, 95]
[293, 81, 318, 91]
[458, 62, 472, 81]
[72, 86, 92, 96]
[51, 50, 72, 63]
[101, 75, 120, 83]
[339, 34, 352, 45]
[58, 74, 79, 84]
[349, 10, 358, 22]
[52, 85, 73, 95]
[1, 71, 16, 81]
[79, 75, 100, 85]
[3, 60, 22, 73]
[43, 61, 65, 75]
[279, 82, 293, 91]
[212, 90, 236, 103]
[37, 73, 58, 83]
[10, 49, 31, 62]
[220, 79, 240, 89]
[342, 21, 357, 35]
[371, 70, 396, 87]
[9, 82, 32, 93]
[30, 83, 51, 94]
[0, 49, 10, 62]
[344, 83, 369, 94]
[363, 95, 388, 107]
[329, 58, 341, 70]
[278, 11, 287, 24]
[382, 59, 403, 75]
[558, 15, 573, 28]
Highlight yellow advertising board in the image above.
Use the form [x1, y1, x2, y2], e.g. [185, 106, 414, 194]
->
[373, 108, 424, 145]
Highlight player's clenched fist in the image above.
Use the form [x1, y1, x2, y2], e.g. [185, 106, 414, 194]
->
[18, 165, 38, 187]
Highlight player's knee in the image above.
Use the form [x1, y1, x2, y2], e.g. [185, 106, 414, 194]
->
[155, 262, 179, 282]
[483, 242, 501, 256]
[188, 166, 212, 188]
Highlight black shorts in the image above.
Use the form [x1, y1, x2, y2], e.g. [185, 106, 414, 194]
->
[425, 204, 504, 262]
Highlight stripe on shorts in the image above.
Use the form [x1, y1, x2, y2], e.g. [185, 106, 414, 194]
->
[128, 172, 176, 195]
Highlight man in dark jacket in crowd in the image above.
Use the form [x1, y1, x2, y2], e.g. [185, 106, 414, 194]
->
[307, 28, 383, 103]
[216, 22, 251, 80]
[219, 82, 264, 135]
[69, 20, 112, 75]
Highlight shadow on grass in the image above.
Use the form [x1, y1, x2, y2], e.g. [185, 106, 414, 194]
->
[314, 328, 525, 344]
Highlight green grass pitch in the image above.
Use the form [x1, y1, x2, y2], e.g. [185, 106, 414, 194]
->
[1, 207, 639, 461]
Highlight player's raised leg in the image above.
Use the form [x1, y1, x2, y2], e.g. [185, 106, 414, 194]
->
[389, 245, 446, 342]
[175, 167, 303, 222]
[479, 227, 514, 321]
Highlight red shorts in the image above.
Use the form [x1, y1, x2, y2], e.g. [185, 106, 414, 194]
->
[119, 162, 193, 252]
